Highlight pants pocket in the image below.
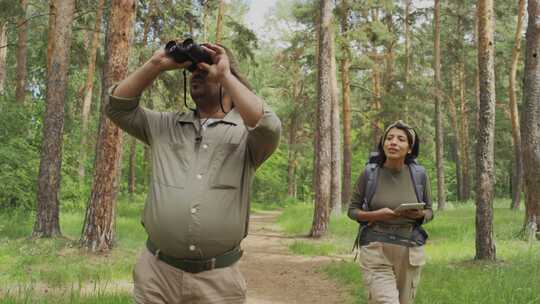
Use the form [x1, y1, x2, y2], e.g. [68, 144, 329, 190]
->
[408, 246, 426, 266]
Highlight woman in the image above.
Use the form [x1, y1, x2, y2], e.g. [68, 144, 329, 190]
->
[348, 120, 434, 304]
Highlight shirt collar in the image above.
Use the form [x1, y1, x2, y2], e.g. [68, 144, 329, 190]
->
[176, 108, 243, 126]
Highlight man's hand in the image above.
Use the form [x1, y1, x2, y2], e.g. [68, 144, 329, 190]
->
[198, 43, 232, 83]
[395, 209, 425, 220]
[148, 48, 192, 72]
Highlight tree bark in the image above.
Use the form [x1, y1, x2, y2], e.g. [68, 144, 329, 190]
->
[448, 74, 464, 201]
[311, 0, 332, 238]
[459, 61, 471, 200]
[15, 0, 28, 103]
[79, 0, 106, 180]
[339, 0, 352, 210]
[0, 22, 7, 94]
[508, 0, 526, 210]
[330, 33, 341, 215]
[81, 0, 137, 252]
[521, 0, 540, 238]
[475, 0, 497, 260]
[287, 53, 302, 199]
[215, 0, 224, 43]
[434, 0, 446, 210]
[203, 0, 209, 41]
[46, 1, 57, 74]
[371, 55, 382, 149]
[404, 0, 412, 120]
[32, 0, 76, 238]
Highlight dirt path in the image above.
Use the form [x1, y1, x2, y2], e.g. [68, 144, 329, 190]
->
[241, 211, 350, 304]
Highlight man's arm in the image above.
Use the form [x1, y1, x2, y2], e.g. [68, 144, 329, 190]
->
[106, 49, 190, 145]
[114, 49, 190, 98]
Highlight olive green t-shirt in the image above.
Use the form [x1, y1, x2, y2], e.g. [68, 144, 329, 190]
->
[348, 164, 434, 225]
[105, 87, 281, 259]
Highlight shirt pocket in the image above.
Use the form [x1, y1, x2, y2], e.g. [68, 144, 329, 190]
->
[154, 142, 191, 188]
[209, 143, 243, 189]
[408, 246, 426, 266]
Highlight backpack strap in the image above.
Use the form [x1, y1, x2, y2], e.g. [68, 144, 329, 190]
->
[408, 163, 427, 203]
[362, 163, 379, 211]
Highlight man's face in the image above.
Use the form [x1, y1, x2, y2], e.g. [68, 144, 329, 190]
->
[189, 69, 220, 102]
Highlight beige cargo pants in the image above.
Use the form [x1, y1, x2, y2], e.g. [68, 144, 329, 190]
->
[359, 242, 425, 304]
[133, 248, 247, 304]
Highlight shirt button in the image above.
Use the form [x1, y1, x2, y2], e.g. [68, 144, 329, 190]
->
[189, 245, 196, 251]
[202, 144, 208, 149]
[190, 207, 197, 214]
[196, 174, 203, 179]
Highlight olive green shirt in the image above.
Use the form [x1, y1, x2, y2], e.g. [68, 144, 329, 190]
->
[348, 165, 434, 225]
[105, 88, 281, 259]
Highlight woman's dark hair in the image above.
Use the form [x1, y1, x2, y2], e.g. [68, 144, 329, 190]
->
[375, 120, 420, 165]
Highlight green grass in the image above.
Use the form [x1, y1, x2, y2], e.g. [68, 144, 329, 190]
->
[0, 196, 146, 303]
[278, 199, 540, 304]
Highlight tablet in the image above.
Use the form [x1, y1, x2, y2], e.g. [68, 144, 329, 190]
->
[394, 202, 425, 212]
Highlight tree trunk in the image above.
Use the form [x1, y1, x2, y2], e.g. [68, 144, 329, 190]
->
[521, 0, 540, 238]
[203, 0, 209, 41]
[32, 0, 76, 238]
[311, 0, 332, 238]
[46, 1, 57, 74]
[128, 136, 137, 194]
[448, 75, 464, 201]
[371, 56, 382, 149]
[15, 0, 28, 103]
[125, 0, 155, 194]
[330, 35, 341, 215]
[475, 0, 497, 260]
[459, 62, 471, 200]
[434, 0, 446, 210]
[508, 0, 526, 210]
[81, 0, 137, 252]
[404, 0, 412, 120]
[339, 0, 352, 210]
[79, 0, 106, 180]
[287, 58, 301, 199]
[0, 22, 7, 94]
[215, 0, 224, 44]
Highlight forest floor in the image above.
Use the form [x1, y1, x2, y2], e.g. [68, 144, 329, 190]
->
[241, 210, 351, 304]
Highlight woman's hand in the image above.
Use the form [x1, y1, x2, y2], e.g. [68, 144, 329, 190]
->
[198, 43, 232, 83]
[371, 208, 399, 222]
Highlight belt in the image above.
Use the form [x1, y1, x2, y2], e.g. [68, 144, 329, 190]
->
[146, 240, 243, 273]
[371, 223, 414, 235]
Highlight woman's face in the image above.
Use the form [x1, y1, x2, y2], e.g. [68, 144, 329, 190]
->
[383, 128, 411, 161]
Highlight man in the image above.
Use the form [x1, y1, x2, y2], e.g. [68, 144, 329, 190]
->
[106, 42, 281, 303]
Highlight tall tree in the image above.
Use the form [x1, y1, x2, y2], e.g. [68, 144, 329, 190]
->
[508, 0, 526, 210]
[311, 0, 332, 237]
[46, 1, 56, 73]
[215, 0, 224, 43]
[15, 0, 28, 103]
[403, 0, 412, 120]
[32, 0, 76, 237]
[330, 30, 341, 215]
[0, 21, 7, 94]
[127, 0, 156, 193]
[81, 0, 137, 252]
[339, 0, 352, 209]
[521, 0, 540, 238]
[433, 0, 446, 210]
[458, 60, 471, 200]
[475, 0, 496, 260]
[79, 0, 106, 180]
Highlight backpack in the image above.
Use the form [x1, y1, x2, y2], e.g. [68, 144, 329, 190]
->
[353, 152, 429, 252]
